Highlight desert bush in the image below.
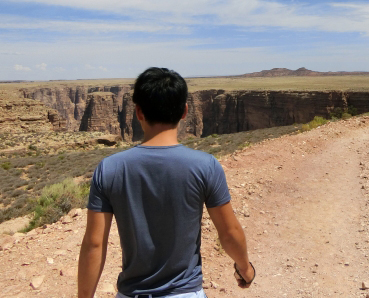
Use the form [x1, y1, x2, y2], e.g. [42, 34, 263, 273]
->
[302, 116, 328, 132]
[11, 189, 25, 198]
[342, 112, 352, 120]
[330, 107, 343, 119]
[330, 106, 357, 119]
[28, 144, 38, 151]
[347, 106, 357, 116]
[1, 162, 12, 170]
[9, 168, 22, 176]
[24, 178, 89, 231]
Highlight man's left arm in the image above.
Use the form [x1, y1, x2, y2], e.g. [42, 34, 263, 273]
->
[78, 210, 113, 298]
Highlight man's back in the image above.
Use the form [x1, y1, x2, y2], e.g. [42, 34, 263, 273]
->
[88, 144, 230, 296]
[78, 68, 254, 298]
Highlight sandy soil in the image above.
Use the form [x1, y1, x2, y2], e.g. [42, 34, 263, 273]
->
[0, 116, 368, 297]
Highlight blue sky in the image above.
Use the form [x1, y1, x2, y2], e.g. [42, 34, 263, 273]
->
[1, 0, 369, 80]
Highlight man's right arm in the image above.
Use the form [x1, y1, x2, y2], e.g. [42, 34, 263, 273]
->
[207, 201, 254, 288]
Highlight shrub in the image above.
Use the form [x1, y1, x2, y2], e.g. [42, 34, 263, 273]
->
[28, 144, 38, 151]
[330, 106, 357, 119]
[330, 107, 343, 119]
[1, 162, 12, 170]
[302, 116, 328, 132]
[24, 178, 89, 231]
[347, 106, 357, 116]
[342, 112, 352, 120]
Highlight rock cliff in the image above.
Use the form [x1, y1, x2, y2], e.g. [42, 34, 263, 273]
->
[0, 91, 66, 133]
[79, 92, 121, 135]
[17, 85, 369, 141]
[21, 85, 132, 131]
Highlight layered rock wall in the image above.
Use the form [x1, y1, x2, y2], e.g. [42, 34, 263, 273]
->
[79, 92, 121, 135]
[18, 86, 369, 141]
[0, 91, 66, 133]
[21, 85, 132, 131]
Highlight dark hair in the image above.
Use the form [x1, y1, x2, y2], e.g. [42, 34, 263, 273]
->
[132, 67, 188, 125]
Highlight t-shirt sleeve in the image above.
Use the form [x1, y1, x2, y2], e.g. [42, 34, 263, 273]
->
[87, 161, 114, 213]
[205, 156, 231, 208]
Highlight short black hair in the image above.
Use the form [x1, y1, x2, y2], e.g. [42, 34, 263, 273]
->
[132, 67, 188, 125]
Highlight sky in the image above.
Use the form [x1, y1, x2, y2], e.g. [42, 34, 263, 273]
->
[1, 0, 369, 80]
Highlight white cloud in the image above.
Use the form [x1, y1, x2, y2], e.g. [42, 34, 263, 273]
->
[14, 64, 31, 71]
[0, 15, 170, 33]
[36, 62, 47, 70]
[4, 0, 369, 34]
[85, 64, 95, 70]
[85, 64, 108, 72]
[1, 51, 22, 55]
[54, 67, 66, 72]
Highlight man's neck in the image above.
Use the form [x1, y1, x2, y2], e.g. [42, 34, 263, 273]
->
[141, 124, 179, 146]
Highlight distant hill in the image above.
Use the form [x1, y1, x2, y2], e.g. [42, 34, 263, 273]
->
[241, 67, 369, 77]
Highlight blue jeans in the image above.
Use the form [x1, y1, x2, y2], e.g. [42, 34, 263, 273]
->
[116, 289, 207, 298]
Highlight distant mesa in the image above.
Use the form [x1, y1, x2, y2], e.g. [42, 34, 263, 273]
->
[241, 67, 369, 77]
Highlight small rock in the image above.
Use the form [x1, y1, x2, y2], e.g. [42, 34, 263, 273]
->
[13, 232, 25, 239]
[30, 275, 45, 290]
[61, 215, 73, 224]
[203, 283, 210, 289]
[220, 288, 226, 292]
[0, 235, 14, 251]
[26, 229, 37, 237]
[362, 281, 369, 290]
[54, 250, 67, 256]
[47, 257, 54, 264]
[344, 262, 350, 266]
[68, 208, 83, 218]
[60, 267, 76, 277]
[211, 281, 219, 289]
[100, 283, 116, 293]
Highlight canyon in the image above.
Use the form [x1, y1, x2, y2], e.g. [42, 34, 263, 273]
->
[1, 81, 369, 140]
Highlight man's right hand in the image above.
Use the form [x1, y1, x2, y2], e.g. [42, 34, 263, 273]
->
[234, 262, 255, 288]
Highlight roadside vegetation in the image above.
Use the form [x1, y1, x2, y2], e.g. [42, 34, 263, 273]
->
[0, 146, 128, 224]
[301, 106, 359, 132]
[1, 109, 367, 229]
[0, 125, 302, 227]
[22, 178, 89, 231]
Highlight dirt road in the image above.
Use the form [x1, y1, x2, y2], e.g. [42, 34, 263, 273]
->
[1, 116, 369, 297]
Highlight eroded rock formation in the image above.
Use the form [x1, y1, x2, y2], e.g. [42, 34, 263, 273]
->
[79, 92, 120, 135]
[0, 91, 66, 133]
[21, 85, 132, 131]
[14, 85, 369, 141]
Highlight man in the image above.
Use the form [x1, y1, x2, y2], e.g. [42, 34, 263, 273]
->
[78, 67, 255, 298]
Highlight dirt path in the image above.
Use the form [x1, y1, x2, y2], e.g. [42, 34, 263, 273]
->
[1, 116, 369, 297]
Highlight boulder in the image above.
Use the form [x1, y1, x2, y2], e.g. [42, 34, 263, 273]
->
[97, 134, 122, 146]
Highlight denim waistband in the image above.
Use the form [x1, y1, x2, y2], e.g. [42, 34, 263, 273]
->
[116, 288, 207, 298]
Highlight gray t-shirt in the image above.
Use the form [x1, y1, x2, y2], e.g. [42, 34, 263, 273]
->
[88, 144, 231, 296]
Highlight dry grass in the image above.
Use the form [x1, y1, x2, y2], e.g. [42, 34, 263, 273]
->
[181, 124, 301, 159]
[186, 75, 369, 92]
[0, 146, 129, 223]
[2, 75, 369, 94]
[0, 131, 109, 155]
[0, 124, 301, 223]
[0, 78, 134, 91]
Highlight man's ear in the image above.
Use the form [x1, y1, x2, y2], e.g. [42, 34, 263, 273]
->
[135, 105, 144, 121]
[181, 103, 188, 120]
